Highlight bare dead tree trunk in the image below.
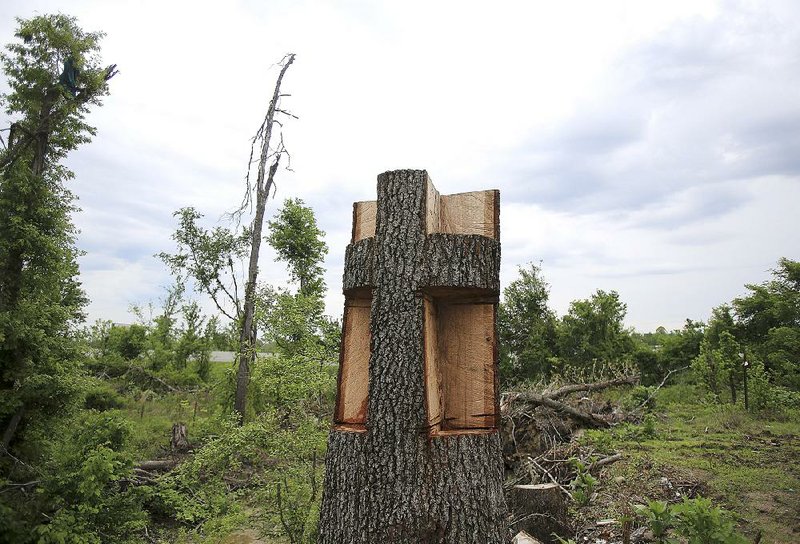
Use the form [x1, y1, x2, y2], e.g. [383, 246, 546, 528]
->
[233, 54, 296, 424]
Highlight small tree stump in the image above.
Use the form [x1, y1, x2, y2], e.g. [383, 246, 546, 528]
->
[171, 422, 189, 452]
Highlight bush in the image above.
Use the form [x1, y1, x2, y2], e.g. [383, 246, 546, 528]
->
[672, 496, 748, 544]
[33, 412, 149, 544]
[83, 381, 127, 411]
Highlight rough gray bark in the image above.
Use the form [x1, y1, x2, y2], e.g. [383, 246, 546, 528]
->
[318, 170, 507, 543]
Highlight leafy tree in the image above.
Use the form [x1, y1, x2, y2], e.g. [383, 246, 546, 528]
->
[634, 320, 704, 386]
[0, 14, 115, 449]
[497, 263, 558, 383]
[733, 258, 800, 388]
[253, 199, 338, 416]
[557, 289, 633, 370]
[267, 198, 328, 297]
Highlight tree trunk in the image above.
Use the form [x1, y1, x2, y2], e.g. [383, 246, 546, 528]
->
[318, 170, 507, 543]
[2, 407, 24, 449]
[233, 54, 295, 423]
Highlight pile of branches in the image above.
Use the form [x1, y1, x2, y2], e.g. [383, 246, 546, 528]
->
[500, 375, 639, 542]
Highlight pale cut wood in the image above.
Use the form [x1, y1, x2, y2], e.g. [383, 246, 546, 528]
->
[351, 200, 377, 242]
[513, 531, 544, 544]
[437, 190, 498, 240]
[425, 178, 441, 235]
[335, 296, 371, 425]
[423, 298, 442, 430]
[437, 302, 496, 429]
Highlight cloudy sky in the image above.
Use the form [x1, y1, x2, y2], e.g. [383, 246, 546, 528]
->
[1, 0, 798, 331]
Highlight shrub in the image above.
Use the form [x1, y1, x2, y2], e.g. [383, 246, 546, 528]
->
[634, 500, 674, 542]
[83, 380, 126, 411]
[672, 496, 748, 544]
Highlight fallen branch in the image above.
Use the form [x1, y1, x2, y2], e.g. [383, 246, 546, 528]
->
[588, 453, 623, 472]
[137, 459, 178, 472]
[126, 365, 178, 393]
[527, 456, 573, 500]
[509, 392, 610, 428]
[545, 375, 638, 400]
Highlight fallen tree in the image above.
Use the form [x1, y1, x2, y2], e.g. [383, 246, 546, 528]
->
[503, 375, 638, 428]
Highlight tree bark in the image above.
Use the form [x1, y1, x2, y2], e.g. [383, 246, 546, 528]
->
[319, 171, 507, 543]
[233, 54, 295, 423]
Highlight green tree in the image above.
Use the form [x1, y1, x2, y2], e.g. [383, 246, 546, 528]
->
[267, 198, 328, 297]
[497, 263, 558, 383]
[733, 258, 800, 389]
[254, 199, 338, 415]
[634, 320, 704, 386]
[557, 289, 633, 371]
[0, 14, 115, 449]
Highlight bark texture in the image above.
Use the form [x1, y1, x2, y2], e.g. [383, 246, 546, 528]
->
[319, 170, 507, 543]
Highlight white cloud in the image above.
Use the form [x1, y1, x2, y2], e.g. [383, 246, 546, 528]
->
[1, 0, 798, 331]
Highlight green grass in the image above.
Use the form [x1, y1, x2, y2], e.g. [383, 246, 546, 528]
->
[582, 385, 800, 543]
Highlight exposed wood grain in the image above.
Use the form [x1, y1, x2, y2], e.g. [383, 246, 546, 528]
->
[438, 189, 499, 240]
[351, 200, 377, 242]
[334, 296, 371, 425]
[438, 302, 497, 429]
[423, 297, 442, 431]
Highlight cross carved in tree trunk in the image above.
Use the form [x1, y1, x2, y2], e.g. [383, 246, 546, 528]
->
[319, 170, 507, 543]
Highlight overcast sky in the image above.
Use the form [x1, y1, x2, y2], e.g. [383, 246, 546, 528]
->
[1, 0, 798, 331]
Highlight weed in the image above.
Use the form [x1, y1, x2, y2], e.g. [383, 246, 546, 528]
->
[672, 496, 748, 544]
[568, 458, 598, 506]
[634, 500, 674, 542]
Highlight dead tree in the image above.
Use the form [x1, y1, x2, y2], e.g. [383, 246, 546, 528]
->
[233, 54, 296, 423]
[318, 170, 507, 543]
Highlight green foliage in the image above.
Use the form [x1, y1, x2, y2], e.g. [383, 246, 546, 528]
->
[622, 384, 656, 411]
[159, 207, 250, 324]
[83, 378, 126, 411]
[672, 496, 748, 544]
[715, 330, 742, 404]
[633, 320, 703, 386]
[568, 458, 598, 506]
[154, 413, 326, 540]
[107, 323, 148, 360]
[498, 263, 558, 383]
[634, 499, 675, 541]
[733, 258, 800, 389]
[0, 13, 114, 455]
[558, 290, 633, 371]
[0, 412, 149, 544]
[267, 198, 328, 297]
[631, 496, 748, 544]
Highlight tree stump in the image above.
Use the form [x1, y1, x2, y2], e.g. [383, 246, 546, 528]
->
[171, 422, 189, 452]
[318, 170, 507, 543]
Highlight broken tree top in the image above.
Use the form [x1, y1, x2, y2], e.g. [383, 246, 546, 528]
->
[319, 170, 507, 543]
[336, 169, 501, 434]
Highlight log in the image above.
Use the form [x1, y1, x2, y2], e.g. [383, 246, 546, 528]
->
[544, 375, 638, 400]
[137, 459, 177, 472]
